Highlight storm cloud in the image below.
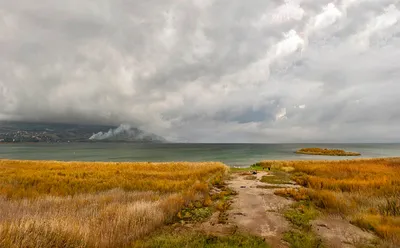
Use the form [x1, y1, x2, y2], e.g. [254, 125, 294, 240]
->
[1, 0, 400, 142]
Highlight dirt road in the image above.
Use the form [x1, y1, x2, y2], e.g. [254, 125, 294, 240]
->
[197, 170, 378, 248]
[226, 172, 296, 248]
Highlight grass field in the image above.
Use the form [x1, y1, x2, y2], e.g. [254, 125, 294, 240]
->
[2, 158, 399, 247]
[258, 158, 400, 246]
[0, 160, 228, 247]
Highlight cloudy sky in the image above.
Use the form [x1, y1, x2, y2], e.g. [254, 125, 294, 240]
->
[1, 0, 400, 142]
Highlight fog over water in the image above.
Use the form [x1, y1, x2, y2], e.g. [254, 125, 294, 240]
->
[1, 0, 400, 142]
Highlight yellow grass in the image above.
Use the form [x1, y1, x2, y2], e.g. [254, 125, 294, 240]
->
[0, 160, 228, 247]
[260, 158, 400, 246]
[296, 147, 361, 156]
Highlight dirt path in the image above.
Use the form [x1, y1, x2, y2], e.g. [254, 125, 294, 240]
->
[199, 171, 378, 248]
[226, 172, 296, 248]
[311, 216, 377, 248]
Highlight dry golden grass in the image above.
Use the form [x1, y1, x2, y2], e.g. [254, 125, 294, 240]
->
[0, 160, 228, 247]
[260, 158, 400, 246]
[0, 160, 227, 199]
[296, 147, 361, 156]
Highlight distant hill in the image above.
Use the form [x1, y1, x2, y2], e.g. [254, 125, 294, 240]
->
[0, 121, 167, 143]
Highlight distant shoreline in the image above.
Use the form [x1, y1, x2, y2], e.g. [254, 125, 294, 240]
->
[0, 141, 166, 144]
[2, 143, 399, 166]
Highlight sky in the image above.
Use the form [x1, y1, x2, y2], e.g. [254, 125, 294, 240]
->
[1, 0, 400, 143]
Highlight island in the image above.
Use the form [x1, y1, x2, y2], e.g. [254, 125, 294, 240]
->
[295, 147, 361, 156]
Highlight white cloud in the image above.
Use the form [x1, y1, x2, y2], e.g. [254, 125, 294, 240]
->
[306, 2, 343, 34]
[272, 30, 305, 59]
[0, 0, 399, 142]
[256, 0, 305, 27]
[275, 108, 288, 121]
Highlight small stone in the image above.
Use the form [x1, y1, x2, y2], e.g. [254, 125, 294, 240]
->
[317, 223, 330, 229]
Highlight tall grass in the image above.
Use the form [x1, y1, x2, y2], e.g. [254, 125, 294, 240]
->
[260, 158, 400, 246]
[0, 160, 227, 198]
[0, 160, 228, 247]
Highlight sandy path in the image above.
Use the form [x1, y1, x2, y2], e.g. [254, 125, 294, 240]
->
[311, 216, 377, 248]
[226, 172, 295, 248]
[199, 171, 378, 248]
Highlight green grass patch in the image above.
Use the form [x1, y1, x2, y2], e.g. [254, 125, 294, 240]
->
[230, 162, 272, 172]
[177, 207, 212, 223]
[261, 171, 292, 185]
[283, 201, 323, 248]
[230, 167, 262, 172]
[283, 230, 324, 248]
[284, 201, 320, 230]
[140, 231, 270, 248]
[250, 163, 264, 170]
[208, 184, 236, 224]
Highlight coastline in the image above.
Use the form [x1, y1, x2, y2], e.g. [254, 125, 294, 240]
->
[1, 143, 399, 168]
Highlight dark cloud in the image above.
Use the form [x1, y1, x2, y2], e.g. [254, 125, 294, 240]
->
[0, 0, 400, 142]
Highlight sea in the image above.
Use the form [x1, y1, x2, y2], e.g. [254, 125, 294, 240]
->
[1, 143, 400, 167]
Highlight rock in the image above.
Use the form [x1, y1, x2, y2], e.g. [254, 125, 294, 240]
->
[317, 223, 330, 229]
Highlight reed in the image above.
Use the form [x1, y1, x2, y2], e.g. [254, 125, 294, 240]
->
[262, 158, 400, 246]
[0, 160, 228, 247]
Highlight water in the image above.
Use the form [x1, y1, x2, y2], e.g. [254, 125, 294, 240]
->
[1, 143, 400, 167]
